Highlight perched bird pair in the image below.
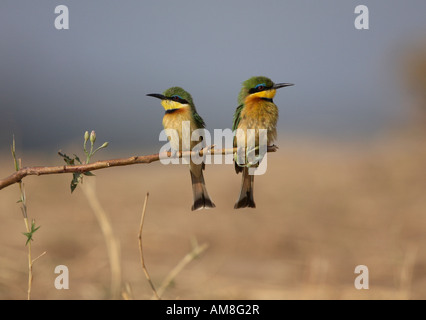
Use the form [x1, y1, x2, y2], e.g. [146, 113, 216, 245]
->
[147, 76, 293, 211]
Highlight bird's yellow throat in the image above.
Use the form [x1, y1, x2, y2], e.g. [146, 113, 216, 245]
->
[249, 89, 277, 100]
[161, 100, 189, 111]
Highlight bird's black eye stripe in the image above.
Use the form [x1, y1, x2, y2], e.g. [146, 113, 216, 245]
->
[169, 95, 188, 104]
[248, 85, 272, 94]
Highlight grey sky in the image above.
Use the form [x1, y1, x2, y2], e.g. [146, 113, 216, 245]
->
[1, 1, 425, 153]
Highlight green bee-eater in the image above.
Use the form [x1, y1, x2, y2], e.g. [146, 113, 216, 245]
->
[233, 76, 293, 209]
[147, 87, 215, 211]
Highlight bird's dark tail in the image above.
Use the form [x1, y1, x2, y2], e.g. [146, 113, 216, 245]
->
[234, 167, 256, 209]
[190, 167, 215, 211]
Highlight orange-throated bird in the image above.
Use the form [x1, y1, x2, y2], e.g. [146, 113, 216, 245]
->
[233, 76, 293, 209]
[147, 87, 215, 211]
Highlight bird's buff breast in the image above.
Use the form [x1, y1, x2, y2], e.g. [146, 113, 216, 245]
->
[162, 107, 198, 151]
[238, 98, 278, 143]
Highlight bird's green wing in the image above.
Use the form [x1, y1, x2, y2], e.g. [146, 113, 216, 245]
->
[192, 111, 206, 129]
[232, 104, 244, 131]
[233, 104, 245, 174]
[192, 111, 206, 171]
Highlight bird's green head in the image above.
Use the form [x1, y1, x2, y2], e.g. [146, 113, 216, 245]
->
[147, 87, 195, 112]
[238, 76, 294, 105]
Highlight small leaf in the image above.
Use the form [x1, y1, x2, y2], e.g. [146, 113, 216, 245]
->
[11, 135, 20, 171]
[73, 154, 82, 164]
[31, 224, 40, 234]
[22, 232, 32, 245]
[83, 171, 95, 176]
[22, 220, 41, 246]
[70, 172, 82, 193]
[58, 151, 75, 166]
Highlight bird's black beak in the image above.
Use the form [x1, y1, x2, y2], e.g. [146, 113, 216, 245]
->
[273, 83, 294, 89]
[146, 93, 166, 100]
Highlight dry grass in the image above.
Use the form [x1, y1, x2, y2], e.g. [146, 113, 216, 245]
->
[1, 132, 426, 300]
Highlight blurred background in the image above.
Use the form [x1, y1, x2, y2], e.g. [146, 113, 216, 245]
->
[1, 0, 426, 300]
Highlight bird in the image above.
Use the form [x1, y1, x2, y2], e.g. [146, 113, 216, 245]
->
[147, 87, 215, 211]
[233, 76, 293, 209]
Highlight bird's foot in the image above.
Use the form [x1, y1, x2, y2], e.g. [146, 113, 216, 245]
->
[170, 149, 179, 158]
[268, 144, 279, 152]
[245, 145, 264, 167]
[199, 144, 215, 156]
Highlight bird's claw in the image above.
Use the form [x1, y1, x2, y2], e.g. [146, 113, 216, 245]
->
[199, 144, 215, 156]
[170, 149, 178, 158]
[268, 144, 279, 152]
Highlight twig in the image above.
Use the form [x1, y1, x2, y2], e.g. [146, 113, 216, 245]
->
[138, 192, 160, 300]
[81, 179, 122, 299]
[24, 217, 32, 300]
[121, 282, 134, 300]
[0, 146, 278, 191]
[32, 251, 47, 264]
[154, 239, 209, 299]
[399, 244, 418, 299]
[12, 142, 45, 300]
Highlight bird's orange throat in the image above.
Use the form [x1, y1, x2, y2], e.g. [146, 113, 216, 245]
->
[242, 91, 278, 119]
[239, 91, 279, 144]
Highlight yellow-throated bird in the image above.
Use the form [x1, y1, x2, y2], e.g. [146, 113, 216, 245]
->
[147, 87, 215, 211]
[233, 76, 293, 209]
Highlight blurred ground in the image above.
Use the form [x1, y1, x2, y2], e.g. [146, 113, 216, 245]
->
[1, 130, 426, 300]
